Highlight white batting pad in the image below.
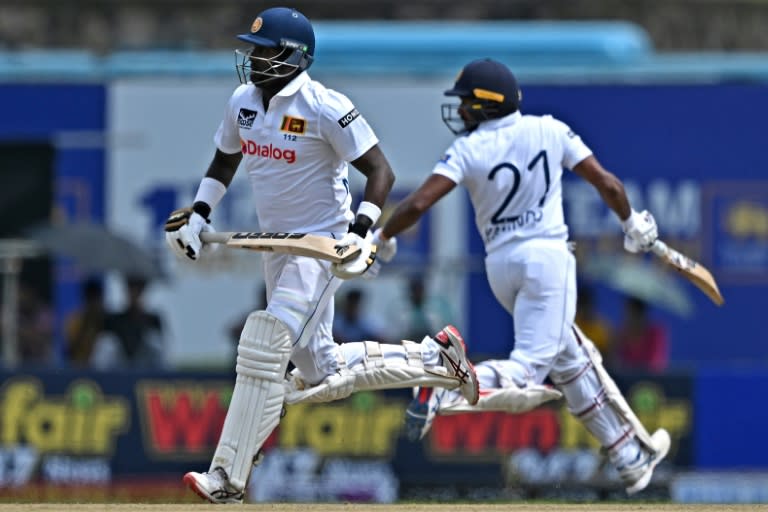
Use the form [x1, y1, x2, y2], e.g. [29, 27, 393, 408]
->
[573, 325, 659, 454]
[285, 340, 461, 404]
[210, 311, 291, 490]
[439, 384, 563, 415]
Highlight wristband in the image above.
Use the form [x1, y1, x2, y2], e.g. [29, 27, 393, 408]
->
[194, 177, 227, 211]
[356, 201, 381, 227]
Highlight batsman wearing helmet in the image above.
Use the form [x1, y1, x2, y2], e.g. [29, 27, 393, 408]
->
[373, 58, 670, 495]
[165, 7, 479, 504]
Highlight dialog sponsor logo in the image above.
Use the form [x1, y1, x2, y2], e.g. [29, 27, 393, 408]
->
[241, 140, 296, 163]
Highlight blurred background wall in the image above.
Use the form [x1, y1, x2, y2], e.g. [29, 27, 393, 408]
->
[0, 0, 767, 505]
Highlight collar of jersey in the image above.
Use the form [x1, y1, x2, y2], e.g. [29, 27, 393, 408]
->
[274, 71, 310, 98]
[477, 111, 521, 131]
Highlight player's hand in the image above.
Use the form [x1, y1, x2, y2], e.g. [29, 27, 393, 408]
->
[621, 209, 658, 253]
[164, 207, 215, 261]
[330, 230, 376, 279]
[364, 228, 397, 280]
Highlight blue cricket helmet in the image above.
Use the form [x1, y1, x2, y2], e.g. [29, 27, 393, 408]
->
[441, 58, 522, 134]
[235, 7, 315, 84]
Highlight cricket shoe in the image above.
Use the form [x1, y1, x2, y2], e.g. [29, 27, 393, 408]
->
[183, 467, 244, 504]
[433, 325, 479, 406]
[618, 428, 671, 495]
[404, 385, 446, 441]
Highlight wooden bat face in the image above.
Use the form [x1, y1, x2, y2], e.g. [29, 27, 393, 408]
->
[652, 240, 724, 306]
[202, 232, 360, 264]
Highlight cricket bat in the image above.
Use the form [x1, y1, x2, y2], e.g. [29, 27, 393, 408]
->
[651, 239, 724, 306]
[200, 231, 360, 264]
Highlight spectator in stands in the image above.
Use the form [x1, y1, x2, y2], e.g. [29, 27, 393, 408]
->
[16, 281, 54, 365]
[92, 275, 166, 369]
[575, 284, 613, 358]
[333, 287, 382, 343]
[612, 296, 669, 373]
[65, 276, 107, 366]
[393, 276, 453, 343]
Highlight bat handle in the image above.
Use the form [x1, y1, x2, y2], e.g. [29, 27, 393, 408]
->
[200, 232, 230, 244]
[650, 239, 668, 257]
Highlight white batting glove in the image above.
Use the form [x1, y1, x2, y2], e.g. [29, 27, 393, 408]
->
[621, 209, 658, 253]
[330, 230, 376, 279]
[164, 207, 216, 261]
[364, 228, 397, 280]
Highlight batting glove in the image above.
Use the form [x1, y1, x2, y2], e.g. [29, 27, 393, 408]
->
[621, 209, 658, 253]
[164, 206, 216, 261]
[330, 229, 377, 280]
[364, 228, 397, 280]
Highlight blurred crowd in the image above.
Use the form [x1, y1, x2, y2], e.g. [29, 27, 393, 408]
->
[0, 0, 767, 52]
[1, 270, 166, 370]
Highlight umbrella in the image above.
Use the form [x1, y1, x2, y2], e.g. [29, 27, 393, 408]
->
[26, 222, 165, 281]
[580, 255, 693, 317]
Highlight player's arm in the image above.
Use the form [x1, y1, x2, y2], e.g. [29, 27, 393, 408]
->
[193, 149, 243, 217]
[165, 149, 242, 261]
[349, 144, 395, 232]
[571, 155, 631, 221]
[380, 174, 456, 240]
[572, 155, 657, 253]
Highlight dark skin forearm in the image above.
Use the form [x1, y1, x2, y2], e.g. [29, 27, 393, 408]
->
[205, 149, 243, 187]
[350, 145, 395, 210]
[572, 155, 631, 221]
[381, 174, 456, 240]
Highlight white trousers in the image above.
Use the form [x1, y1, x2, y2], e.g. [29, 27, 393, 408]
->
[262, 251, 343, 385]
[485, 237, 584, 384]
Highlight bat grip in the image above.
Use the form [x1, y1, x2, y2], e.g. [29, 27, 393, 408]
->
[200, 232, 230, 244]
[650, 239, 668, 257]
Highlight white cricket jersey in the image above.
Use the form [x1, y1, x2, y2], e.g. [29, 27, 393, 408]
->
[433, 111, 592, 253]
[214, 72, 379, 233]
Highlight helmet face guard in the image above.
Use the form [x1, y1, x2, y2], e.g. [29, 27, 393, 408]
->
[235, 7, 315, 87]
[235, 39, 313, 86]
[441, 98, 506, 135]
[441, 59, 521, 134]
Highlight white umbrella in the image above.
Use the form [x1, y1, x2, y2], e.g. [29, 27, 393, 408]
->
[580, 254, 693, 317]
[26, 222, 165, 281]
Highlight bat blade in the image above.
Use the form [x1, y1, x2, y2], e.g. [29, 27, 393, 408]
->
[651, 240, 724, 306]
[201, 232, 360, 264]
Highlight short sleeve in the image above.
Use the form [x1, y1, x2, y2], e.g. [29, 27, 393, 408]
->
[317, 89, 379, 162]
[432, 137, 470, 185]
[550, 117, 593, 170]
[214, 87, 245, 154]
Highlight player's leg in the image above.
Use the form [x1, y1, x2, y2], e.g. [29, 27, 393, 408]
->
[184, 252, 341, 503]
[403, 359, 562, 441]
[543, 249, 669, 494]
[562, 325, 671, 494]
[184, 310, 291, 503]
[405, 239, 569, 439]
[285, 324, 479, 406]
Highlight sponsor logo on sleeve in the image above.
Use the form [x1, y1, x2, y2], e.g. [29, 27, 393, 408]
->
[337, 108, 360, 128]
[438, 153, 452, 164]
[280, 115, 307, 134]
[238, 108, 258, 129]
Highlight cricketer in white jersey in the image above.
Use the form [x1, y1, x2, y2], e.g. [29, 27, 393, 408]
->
[165, 7, 479, 504]
[375, 58, 669, 495]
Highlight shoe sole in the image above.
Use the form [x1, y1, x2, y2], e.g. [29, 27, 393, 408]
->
[626, 429, 671, 495]
[441, 326, 479, 406]
[183, 472, 216, 503]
